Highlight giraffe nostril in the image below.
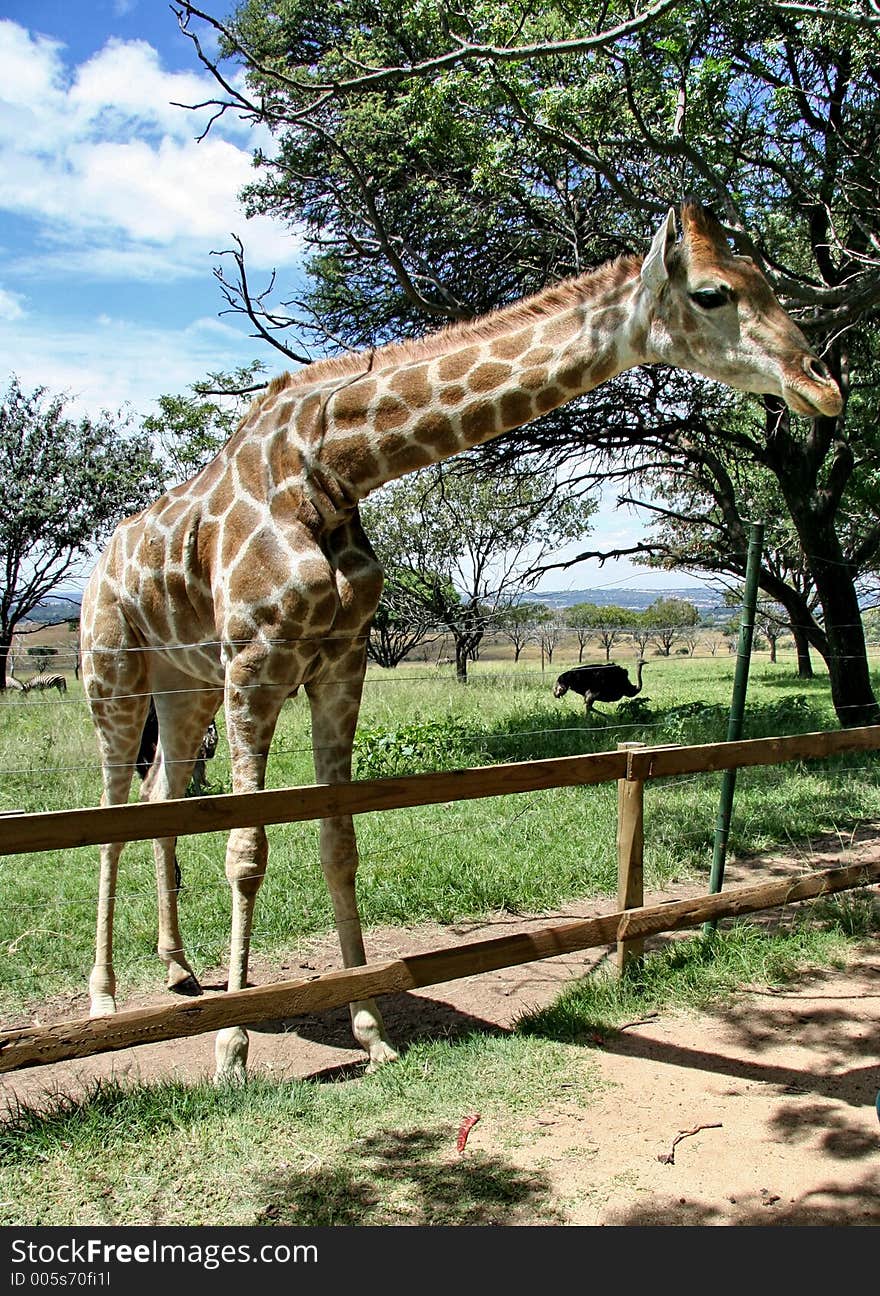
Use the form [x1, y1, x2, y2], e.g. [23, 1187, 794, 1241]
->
[804, 355, 831, 383]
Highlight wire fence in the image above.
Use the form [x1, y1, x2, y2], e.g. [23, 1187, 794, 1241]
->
[2, 658, 879, 1063]
[2, 624, 880, 786]
[3, 618, 879, 876]
[2, 721, 879, 1072]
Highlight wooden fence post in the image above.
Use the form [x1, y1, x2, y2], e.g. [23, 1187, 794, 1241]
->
[616, 741, 646, 973]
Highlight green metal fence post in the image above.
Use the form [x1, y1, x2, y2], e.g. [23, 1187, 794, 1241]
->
[704, 522, 764, 933]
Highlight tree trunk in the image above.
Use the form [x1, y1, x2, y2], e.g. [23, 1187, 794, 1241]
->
[779, 494, 876, 722]
[766, 395, 878, 727]
[791, 624, 814, 679]
[454, 638, 469, 682]
[809, 549, 878, 726]
[0, 636, 10, 691]
[762, 579, 826, 675]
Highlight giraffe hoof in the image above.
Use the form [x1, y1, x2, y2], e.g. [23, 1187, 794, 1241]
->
[213, 1061, 247, 1087]
[168, 974, 203, 997]
[214, 1026, 249, 1085]
[89, 994, 117, 1019]
[365, 1041, 399, 1073]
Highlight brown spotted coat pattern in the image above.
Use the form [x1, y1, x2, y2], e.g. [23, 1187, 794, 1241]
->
[80, 201, 841, 1082]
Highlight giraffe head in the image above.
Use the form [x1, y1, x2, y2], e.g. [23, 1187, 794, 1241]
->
[638, 200, 842, 417]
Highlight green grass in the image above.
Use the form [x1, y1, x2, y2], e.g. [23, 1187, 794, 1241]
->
[1, 650, 879, 1011]
[1, 650, 877, 1226]
[0, 892, 875, 1227]
[0, 1031, 593, 1226]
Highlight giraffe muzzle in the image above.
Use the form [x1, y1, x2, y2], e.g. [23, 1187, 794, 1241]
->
[784, 355, 843, 418]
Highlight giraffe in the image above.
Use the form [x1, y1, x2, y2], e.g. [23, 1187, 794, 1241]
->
[79, 200, 842, 1083]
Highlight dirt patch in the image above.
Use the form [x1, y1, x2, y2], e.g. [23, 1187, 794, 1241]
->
[2, 831, 879, 1226]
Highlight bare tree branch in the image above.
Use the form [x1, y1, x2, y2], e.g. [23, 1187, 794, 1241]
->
[773, 2, 880, 24]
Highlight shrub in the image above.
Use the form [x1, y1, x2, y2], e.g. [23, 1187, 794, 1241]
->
[354, 717, 487, 779]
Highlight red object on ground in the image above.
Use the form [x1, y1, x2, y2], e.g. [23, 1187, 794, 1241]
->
[457, 1113, 481, 1152]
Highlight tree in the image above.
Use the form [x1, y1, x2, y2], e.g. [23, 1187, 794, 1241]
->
[722, 615, 741, 655]
[538, 612, 565, 668]
[495, 601, 551, 662]
[360, 460, 594, 680]
[26, 645, 58, 675]
[737, 591, 792, 663]
[366, 570, 438, 668]
[143, 364, 267, 483]
[646, 597, 699, 657]
[621, 422, 836, 679]
[681, 624, 701, 657]
[0, 377, 165, 690]
[565, 603, 635, 662]
[630, 611, 653, 659]
[175, 1, 880, 725]
[703, 629, 725, 658]
[564, 604, 597, 663]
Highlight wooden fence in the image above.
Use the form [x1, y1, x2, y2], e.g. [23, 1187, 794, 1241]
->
[1, 724, 879, 1075]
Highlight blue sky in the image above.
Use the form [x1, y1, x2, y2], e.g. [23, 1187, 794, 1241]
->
[0, 1, 302, 414]
[0, 0, 696, 593]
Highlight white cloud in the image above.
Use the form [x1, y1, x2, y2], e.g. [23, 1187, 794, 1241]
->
[0, 24, 67, 119]
[69, 38, 248, 141]
[0, 286, 26, 319]
[0, 21, 298, 279]
[0, 309, 277, 420]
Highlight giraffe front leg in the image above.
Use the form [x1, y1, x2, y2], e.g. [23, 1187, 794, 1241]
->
[213, 670, 282, 1085]
[86, 691, 148, 1019]
[214, 825, 268, 1084]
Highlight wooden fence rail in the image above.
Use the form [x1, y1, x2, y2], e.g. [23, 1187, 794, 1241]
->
[1, 722, 879, 1074]
[2, 725, 880, 858]
[1, 857, 876, 1074]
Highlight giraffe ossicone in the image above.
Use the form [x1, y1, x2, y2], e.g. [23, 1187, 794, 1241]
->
[80, 200, 841, 1084]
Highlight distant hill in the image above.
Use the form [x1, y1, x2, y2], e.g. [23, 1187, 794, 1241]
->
[24, 594, 83, 625]
[28, 585, 727, 625]
[534, 586, 725, 613]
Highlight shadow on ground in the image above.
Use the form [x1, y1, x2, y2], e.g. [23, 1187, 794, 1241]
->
[250, 1126, 559, 1226]
[605, 1168, 880, 1226]
[252, 990, 507, 1057]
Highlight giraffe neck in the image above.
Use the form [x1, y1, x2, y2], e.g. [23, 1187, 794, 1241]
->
[294, 255, 648, 509]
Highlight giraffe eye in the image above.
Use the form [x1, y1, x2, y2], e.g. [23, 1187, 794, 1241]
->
[689, 288, 730, 310]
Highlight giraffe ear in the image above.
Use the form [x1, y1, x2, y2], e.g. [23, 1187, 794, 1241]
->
[640, 207, 678, 293]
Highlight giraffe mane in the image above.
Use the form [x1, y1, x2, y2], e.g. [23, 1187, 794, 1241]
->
[246, 256, 641, 417]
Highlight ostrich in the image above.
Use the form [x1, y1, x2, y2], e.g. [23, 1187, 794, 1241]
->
[552, 660, 646, 715]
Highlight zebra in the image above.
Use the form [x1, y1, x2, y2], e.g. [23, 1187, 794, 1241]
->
[21, 673, 67, 696]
